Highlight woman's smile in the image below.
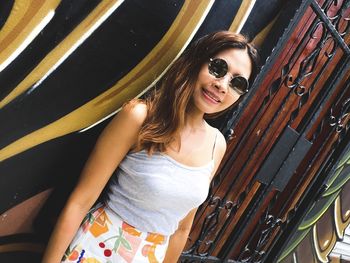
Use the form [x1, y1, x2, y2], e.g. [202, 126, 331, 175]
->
[201, 88, 221, 104]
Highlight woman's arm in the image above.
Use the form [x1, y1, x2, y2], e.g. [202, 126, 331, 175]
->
[163, 208, 197, 263]
[41, 102, 147, 263]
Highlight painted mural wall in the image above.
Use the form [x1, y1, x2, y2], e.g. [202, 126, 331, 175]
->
[0, 0, 320, 262]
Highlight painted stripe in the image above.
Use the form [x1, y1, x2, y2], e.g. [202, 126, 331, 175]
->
[81, 0, 214, 132]
[229, 0, 256, 33]
[0, 11, 54, 72]
[334, 196, 350, 239]
[252, 15, 279, 46]
[0, 0, 124, 108]
[28, 0, 125, 93]
[0, 0, 61, 72]
[0, 0, 214, 162]
[313, 222, 337, 262]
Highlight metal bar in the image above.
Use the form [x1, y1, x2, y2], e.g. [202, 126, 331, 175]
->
[273, 134, 312, 191]
[182, 0, 350, 260]
[299, 56, 350, 138]
[294, 47, 339, 132]
[263, 77, 350, 262]
[224, 22, 350, 263]
[223, 0, 314, 134]
[288, 29, 339, 127]
[215, 0, 324, 199]
[223, 0, 350, 261]
[264, 128, 350, 262]
[256, 126, 300, 186]
[222, 0, 335, 197]
[311, 0, 350, 54]
[263, 61, 350, 263]
[220, 185, 269, 261]
[217, 13, 334, 258]
[270, 83, 350, 252]
[214, 0, 327, 259]
[180, 254, 222, 262]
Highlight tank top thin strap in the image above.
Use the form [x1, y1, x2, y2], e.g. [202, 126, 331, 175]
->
[211, 129, 218, 160]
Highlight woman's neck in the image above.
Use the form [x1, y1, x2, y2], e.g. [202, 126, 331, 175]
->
[185, 104, 206, 130]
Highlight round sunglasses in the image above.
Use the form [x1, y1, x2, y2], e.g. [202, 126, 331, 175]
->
[208, 58, 249, 95]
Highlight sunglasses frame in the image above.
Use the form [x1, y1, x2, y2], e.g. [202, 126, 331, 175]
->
[208, 58, 249, 95]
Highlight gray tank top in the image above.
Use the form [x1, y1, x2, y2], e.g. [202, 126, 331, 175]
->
[105, 129, 218, 235]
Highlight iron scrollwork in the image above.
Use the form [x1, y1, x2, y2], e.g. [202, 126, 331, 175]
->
[287, 20, 338, 125]
[183, 191, 247, 257]
[327, 0, 350, 37]
[329, 97, 350, 133]
[237, 210, 283, 263]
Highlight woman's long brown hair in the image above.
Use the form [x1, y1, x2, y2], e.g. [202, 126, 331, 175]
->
[134, 31, 259, 154]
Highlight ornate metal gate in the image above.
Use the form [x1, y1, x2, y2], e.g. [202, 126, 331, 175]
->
[181, 0, 350, 262]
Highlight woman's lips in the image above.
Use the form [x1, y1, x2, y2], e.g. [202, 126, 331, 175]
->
[202, 88, 221, 104]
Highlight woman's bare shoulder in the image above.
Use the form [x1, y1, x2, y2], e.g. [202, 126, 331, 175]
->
[120, 99, 148, 125]
[100, 100, 147, 144]
[206, 123, 227, 159]
[206, 124, 227, 180]
[215, 129, 227, 157]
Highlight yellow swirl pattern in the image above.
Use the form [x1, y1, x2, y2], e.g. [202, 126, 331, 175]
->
[0, 0, 61, 72]
[313, 221, 338, 262]
[0, 0, 124, 108]
[334, 196, 350, 239]
[229, 0, 255, 33]
[0, 0, 214, 162]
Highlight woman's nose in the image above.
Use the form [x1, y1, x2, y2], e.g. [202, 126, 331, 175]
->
[214, 75, 231, 93]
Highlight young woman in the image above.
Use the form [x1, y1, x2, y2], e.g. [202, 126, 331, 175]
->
[42, 31, 259, 263]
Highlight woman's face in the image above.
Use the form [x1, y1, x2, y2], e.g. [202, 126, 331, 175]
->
[192, 47, 253, 115]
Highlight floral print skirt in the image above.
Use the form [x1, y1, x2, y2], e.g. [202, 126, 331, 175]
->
[62, 204, 169, 263]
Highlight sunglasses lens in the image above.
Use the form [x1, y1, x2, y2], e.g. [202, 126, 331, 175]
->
[208, 58, 249, 95]
[208, 58, 228, 78]
[230, 76, 249, 94]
